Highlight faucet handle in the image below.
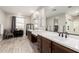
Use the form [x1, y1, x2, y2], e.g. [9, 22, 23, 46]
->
[58, 32, 61, 36]
[65, 32, 68, 38]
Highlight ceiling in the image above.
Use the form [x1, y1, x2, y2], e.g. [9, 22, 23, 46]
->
[0, 6, 39, 16]
[45, 6, 79, 18]
[0, 6, 79, 17]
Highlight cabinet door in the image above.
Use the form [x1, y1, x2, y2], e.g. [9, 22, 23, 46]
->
[52, 42, 76, 53]
[31, 34, 37, 43]
[42, 37, 52, 53]
[37, 35, 42, 53]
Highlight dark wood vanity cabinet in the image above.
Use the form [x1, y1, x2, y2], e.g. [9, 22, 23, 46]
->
[27, 31, 37, 43]
[37, 35, 52, 53]
[37, 35, 77, 53]
[37, 35, 42, 52]
[41, 37, 52, 53]
[52, 42, 76, 53]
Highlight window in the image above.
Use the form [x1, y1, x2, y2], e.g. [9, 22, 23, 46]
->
[16, 17, 24, 30]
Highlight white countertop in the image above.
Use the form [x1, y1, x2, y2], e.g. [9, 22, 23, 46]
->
[28, 30, 79, 52]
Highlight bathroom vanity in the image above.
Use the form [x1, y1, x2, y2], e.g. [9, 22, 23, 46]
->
[27, 30, 79, 53]
[37, 35, 77, 53]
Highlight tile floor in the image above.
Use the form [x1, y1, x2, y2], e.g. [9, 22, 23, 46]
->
[0, 36, 38, 53]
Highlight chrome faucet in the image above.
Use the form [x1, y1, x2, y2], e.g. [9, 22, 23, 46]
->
[58, 32, 68, 38]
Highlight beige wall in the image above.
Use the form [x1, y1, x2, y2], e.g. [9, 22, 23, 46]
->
[0, 10, 13, 35]
[4, 14, 12, 29]
[0, 9, 6, 35]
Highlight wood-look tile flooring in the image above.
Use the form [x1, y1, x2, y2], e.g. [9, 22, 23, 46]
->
[0, 36, 38, 53]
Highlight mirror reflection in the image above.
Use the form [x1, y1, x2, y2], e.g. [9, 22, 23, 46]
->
[46, 6, 79, 35]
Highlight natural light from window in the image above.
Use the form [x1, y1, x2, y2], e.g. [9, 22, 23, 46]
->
[16, 17, 24, 30]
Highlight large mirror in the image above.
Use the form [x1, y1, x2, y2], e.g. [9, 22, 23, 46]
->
[45, 6, 66, 33]
[45, 6, 79, 35]
[65, 14, 79, 35]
